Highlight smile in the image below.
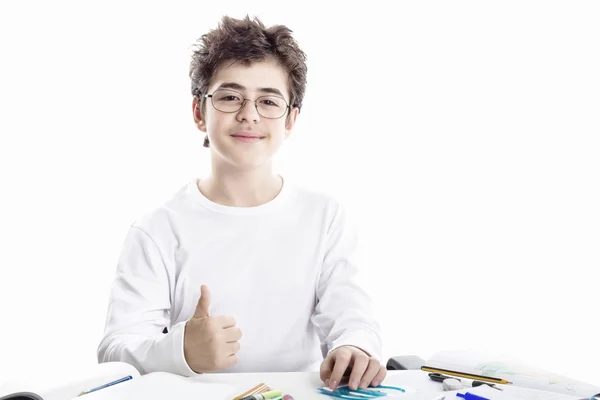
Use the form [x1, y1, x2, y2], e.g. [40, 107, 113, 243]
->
[231, 135, 265, 142]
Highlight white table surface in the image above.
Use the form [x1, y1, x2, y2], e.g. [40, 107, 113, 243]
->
[191, 369, 443, 400]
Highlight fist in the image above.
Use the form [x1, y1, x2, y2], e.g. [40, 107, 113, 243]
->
[183, 285, 242, 373]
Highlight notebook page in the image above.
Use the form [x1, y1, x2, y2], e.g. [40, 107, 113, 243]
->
[75, 371, 236, 400]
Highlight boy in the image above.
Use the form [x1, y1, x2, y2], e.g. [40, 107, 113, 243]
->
[97, 15, 387, 391]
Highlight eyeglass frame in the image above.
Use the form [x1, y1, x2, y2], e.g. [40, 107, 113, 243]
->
[200, 88, 293, 119]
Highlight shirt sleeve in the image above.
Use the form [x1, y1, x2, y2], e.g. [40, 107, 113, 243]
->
[96, 226, 200, 377]
[311, 203, 383, 362]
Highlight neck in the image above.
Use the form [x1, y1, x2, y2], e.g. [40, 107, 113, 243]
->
[198, 160, 283, 207]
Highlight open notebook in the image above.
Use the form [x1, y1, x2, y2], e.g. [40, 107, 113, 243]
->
[422, 351, 600, 399]
[0, 361, 236, 400]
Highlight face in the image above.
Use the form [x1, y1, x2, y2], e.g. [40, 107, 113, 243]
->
[192, 58, 299, 170]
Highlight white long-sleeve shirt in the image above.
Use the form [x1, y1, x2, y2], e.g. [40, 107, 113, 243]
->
[97, 177, 382, 376]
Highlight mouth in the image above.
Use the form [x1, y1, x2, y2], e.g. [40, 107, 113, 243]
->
[231, 133, 265, 142]
[231, 134, 265, 139]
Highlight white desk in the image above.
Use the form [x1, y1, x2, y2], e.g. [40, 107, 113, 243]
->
[191, 370, 442, 399]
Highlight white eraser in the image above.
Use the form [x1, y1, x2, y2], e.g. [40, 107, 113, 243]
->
[442, 378, 463, 391]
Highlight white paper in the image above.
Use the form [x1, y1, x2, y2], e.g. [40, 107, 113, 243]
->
[440, 384, 583, 400]
[427, 350, 600, 398]
[75, 372, 236, 400]
[0, 362, 140, 400]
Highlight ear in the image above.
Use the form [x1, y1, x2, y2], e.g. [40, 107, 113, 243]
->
[284, 107, 300, 139]
[192, 97, 207, 133]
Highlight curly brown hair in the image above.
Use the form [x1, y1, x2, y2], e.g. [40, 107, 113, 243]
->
[189, 15, 308, 147]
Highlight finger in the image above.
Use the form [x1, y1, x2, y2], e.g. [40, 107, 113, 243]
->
[320, 356, 334, 385]
[193, 285, 211, 318]
[213, 315, 236, 328]
[348, 353, 369, 390]
[359, 359, 383, 389]
[371, 365, 388, 387]
[225, 341, 240, 356]
[329, 351, 352, 390]
[223, 327, 242, 342]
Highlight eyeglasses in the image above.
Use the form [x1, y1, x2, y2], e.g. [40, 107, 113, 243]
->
[203, 89, 291, 119]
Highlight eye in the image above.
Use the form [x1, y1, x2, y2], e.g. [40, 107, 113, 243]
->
[213, 89, 243, 102]
[259, 97, 283, 107]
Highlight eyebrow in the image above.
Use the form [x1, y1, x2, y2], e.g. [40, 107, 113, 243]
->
[217, 82, 285, 98]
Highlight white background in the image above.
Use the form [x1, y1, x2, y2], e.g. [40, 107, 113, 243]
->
[1, 0, 599, 388]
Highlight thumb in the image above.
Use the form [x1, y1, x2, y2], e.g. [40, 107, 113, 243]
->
[320, 353, 335, 384]
[193, 285, 211, 318]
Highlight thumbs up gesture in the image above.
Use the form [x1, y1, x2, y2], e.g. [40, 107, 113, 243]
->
[183, 285, 242, 373]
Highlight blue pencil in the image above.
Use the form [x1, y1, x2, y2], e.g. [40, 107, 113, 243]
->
[78, 375, 133, 396]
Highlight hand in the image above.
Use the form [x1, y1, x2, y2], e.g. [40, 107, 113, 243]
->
[183, 285, 242, 373]
[320, 345, 387, 391]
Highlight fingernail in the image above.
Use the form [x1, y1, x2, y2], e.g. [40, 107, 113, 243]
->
[359, 380, 367, 389]
[351, 380, 359, 389]
[372, 380, 380, 387]
[330, 380, 338, 390]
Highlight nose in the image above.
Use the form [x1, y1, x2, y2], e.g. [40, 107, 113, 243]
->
[236, 99, 261, 123]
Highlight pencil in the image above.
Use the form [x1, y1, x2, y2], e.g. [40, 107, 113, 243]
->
[233, 383, 272, 400]
[421, 366, 513, 385]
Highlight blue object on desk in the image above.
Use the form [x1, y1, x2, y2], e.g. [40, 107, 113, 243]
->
[372, 385, 406, 393]
[456, 392, 490, 400]
[336, 387, 386, 397]
[78, 375, 133, 396]
[317, 384, 406, 399]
